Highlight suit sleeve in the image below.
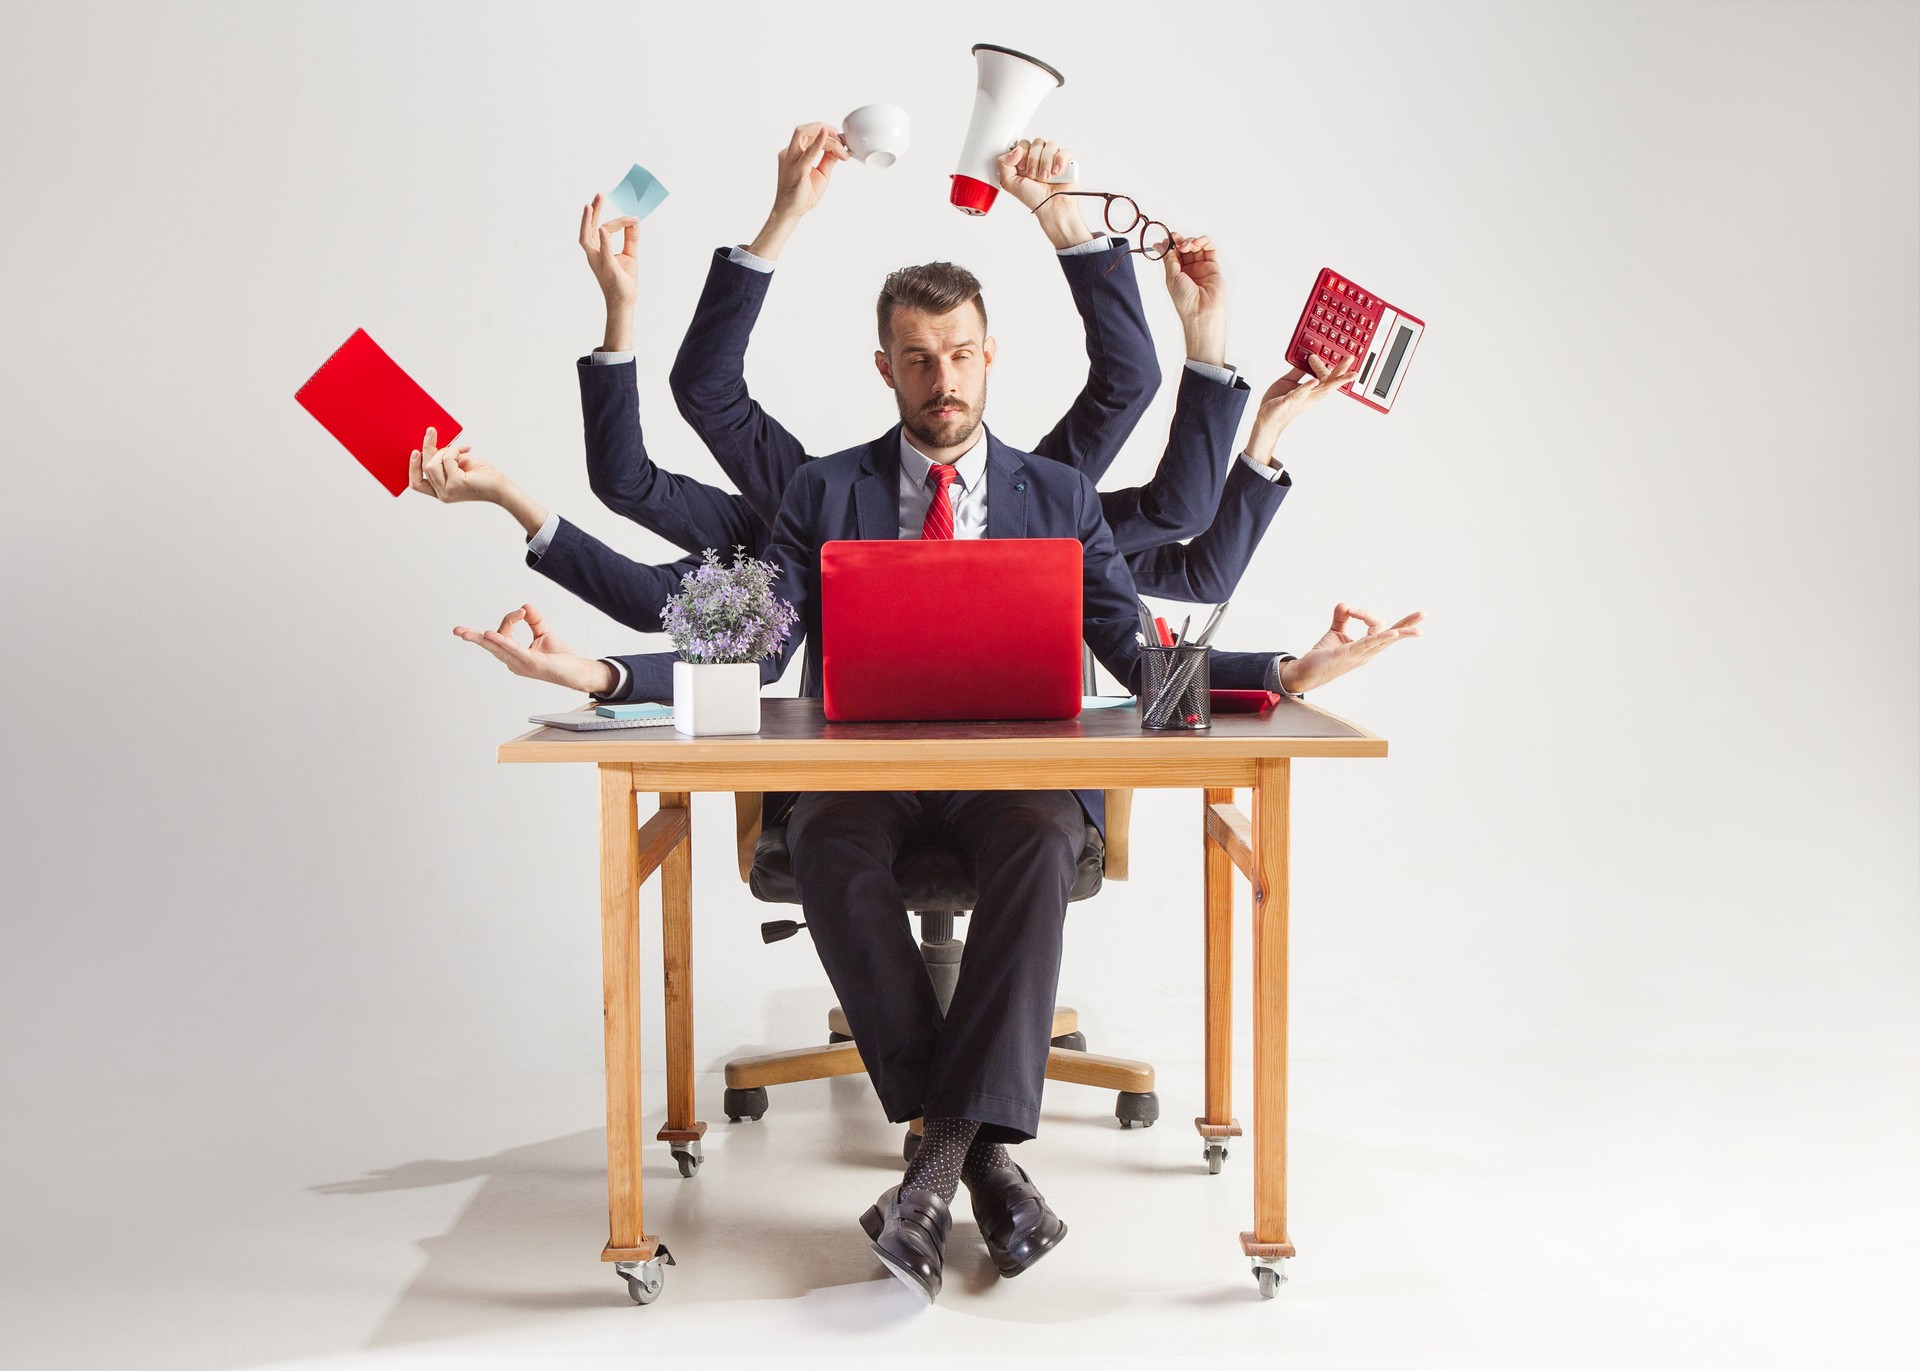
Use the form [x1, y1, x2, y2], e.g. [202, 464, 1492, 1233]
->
[1027, 237, 1161, 484]
[600, 464, 820, 704]
[1074, 473, 1286, 695]
[667, 247, 814, 533]
[1095, 365, 1250, 554]
[1124, 455, 1291, 602]
[577, 355, 761, 556]
[525, 516, 696, 635]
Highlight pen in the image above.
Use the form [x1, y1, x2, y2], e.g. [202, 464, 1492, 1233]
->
[1174, 614, 1192, 647]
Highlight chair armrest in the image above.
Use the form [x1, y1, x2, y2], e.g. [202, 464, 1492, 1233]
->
[1101, 788, 1132, 880]
[734, 792, 763, 884]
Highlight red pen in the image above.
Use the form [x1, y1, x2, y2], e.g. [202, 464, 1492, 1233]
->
[1153, 616, 1174, 647]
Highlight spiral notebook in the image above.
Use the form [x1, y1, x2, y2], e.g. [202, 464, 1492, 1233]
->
[530, 711, 675, 732]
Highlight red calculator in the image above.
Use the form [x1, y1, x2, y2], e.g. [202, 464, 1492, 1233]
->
[1284, 268, 1425, 414]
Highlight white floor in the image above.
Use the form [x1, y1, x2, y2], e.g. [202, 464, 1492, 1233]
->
[4, 1039, 1914, 1370]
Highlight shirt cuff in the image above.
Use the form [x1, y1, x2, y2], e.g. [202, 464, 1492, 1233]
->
[525, 511, 560, 559]
[589, 349, 633, 365]
[594, 658, 631, 701]
[1056, 235, 1118, 258]
[1266, 653, 1301, 698]
[1184, 358, 1239, 387]
[725, 244, 777, 273]
[1239, 451, 1286, 483]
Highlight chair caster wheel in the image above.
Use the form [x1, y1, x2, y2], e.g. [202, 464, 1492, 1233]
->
[1050, 1030, 1087, 1051]
[671, 1139, 702, 1178]
[723, 1086, 767, 1122]
[902, 1129, 923, 1164]
[615, 1248, 675, 1305]
[1254, 1261, 1286, 1299]
[828, 1031, 853, 1044]
[1204, 1141, 1228, 1174]
[1115, 1090, 1159, 1129]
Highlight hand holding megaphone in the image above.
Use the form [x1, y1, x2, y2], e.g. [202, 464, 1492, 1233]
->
[996, 138, 1083, 209]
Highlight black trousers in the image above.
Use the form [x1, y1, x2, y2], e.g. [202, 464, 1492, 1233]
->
[786, 789, 1086, 1145]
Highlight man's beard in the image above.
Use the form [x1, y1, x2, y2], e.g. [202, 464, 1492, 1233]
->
[898, 382, 986, 452]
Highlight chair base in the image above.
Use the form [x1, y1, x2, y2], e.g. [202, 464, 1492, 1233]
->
[722, 1003, 1156, 1096]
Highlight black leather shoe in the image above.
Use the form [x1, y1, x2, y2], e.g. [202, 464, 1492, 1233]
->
[858, 1184, 952, 1302]
[966, 1162, 1067, 1277]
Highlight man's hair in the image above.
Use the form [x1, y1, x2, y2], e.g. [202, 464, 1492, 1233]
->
[875, 261, 987, 351]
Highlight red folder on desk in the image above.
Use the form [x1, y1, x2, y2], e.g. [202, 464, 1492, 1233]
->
[295, 328, 461, 496]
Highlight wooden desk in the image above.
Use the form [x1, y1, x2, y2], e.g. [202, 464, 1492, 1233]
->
[499, 696, 1386, 1302]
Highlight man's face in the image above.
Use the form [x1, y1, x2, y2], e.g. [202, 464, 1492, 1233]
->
[875, 304, 996, 452]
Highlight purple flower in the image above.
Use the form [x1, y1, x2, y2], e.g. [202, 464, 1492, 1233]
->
[662, 547, 800, 664]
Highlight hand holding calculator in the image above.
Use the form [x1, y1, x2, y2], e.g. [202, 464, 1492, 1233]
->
[1284, 268, 1425, 415]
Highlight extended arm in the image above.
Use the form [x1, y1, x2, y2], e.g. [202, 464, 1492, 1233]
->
[666, 123, 848, 530]
[995, 140, 1163, 483]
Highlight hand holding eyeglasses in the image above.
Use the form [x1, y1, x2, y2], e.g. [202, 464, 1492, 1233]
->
[1163, 234, 1228, 366]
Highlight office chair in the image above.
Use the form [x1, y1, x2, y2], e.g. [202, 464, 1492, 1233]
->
[719, 779, 1160, 1161]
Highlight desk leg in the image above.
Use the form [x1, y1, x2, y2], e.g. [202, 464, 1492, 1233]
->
[655, 791, 707, 1174]
[1196, 788, 1240, 1167]
[1242, 758, 1295, 1293]
[598, 764, 662, 1270]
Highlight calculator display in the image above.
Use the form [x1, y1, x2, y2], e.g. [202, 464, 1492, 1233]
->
[1373, 326, 1414, 399]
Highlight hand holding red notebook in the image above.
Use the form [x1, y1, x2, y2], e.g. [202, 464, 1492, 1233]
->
[295, 328, 461, 496]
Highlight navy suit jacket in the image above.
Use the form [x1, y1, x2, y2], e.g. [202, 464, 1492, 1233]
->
[599, 426, 1289, 836]
[665, 243, 1265, 587]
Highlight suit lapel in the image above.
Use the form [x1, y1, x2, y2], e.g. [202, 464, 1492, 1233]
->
[853, 428, 902, 540]
[983, 431, 1029, 540]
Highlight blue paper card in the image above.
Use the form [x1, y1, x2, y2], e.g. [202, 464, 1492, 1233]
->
[607, 163, 669, 222]
[597, 701, 674, 720]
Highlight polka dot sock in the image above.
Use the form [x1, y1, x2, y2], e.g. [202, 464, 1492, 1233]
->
[900, 1116, 979, 1202]
[961, 1135, 1015, 1190]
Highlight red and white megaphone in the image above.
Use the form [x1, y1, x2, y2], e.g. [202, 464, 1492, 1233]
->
[950, 43, 1078, 215]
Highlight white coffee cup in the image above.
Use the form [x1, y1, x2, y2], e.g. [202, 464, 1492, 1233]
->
[841, 104, 911, 169]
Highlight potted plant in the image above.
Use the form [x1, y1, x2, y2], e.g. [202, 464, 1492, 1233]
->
[661, 547, 799, 737]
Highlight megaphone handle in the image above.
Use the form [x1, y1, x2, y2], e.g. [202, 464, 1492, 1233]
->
[1045, 158, 1081, 186]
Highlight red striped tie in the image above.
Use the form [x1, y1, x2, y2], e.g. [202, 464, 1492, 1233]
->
[920, 462, 960, 540]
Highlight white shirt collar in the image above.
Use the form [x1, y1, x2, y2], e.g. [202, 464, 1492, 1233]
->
[898, 424, 988, 491]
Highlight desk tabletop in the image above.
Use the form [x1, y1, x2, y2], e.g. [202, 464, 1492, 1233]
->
[497, 697, 1385, 765]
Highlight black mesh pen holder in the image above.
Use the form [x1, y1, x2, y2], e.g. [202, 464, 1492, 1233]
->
[1140, 644, 1211, 730]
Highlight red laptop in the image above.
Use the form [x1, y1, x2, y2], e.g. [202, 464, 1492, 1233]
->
[819, 539, 1085, 722]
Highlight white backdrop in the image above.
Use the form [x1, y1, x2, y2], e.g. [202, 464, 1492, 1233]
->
[1, 1, 1914, 1363]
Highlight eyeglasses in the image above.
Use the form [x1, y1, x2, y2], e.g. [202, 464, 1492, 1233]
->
[1034, 191, 1176, 268]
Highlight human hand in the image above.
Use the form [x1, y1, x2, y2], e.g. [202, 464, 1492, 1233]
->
[579, 194, 639, 314]
[409, 427, 504, 505]
[1247, 354, 1356, 463]
[1163, 234, 1226, 364]
[1277, 604, 1423, 694]
[1001, 139, 1094, 250]
[451, 603, 615, 695]
[771, 122, 850, 224]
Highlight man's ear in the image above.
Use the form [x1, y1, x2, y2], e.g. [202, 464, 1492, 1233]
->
[874, 349, 896, 390]
[983, 336, 997, 371]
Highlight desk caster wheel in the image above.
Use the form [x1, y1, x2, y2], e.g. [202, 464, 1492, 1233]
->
[1204, 1141, 1228, 1174]
[1253, 1261, 1286, 1300]
[902, 1130, 922, 1164]
[724, 1087, 767, 1122]
[616, 1249, 674, 1305]
[671, 1139, 703, 1178]
[828, 1031, 853, 1043]
[1116, 1090, 1159, 1129]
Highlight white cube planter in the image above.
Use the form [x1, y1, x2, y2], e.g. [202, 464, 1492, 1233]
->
[672, 660, 762, 736]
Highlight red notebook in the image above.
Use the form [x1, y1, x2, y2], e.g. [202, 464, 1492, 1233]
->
[295, 328, 461, 496]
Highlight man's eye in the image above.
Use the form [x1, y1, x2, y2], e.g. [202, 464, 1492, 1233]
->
[953, 352, 972, 362]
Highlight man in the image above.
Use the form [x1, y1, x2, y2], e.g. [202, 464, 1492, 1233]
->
[583, 124, 1289, 601]
[449, 258, 1421, 1304]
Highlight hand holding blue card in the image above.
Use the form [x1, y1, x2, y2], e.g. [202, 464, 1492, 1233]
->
[608, 163, 668, 222]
